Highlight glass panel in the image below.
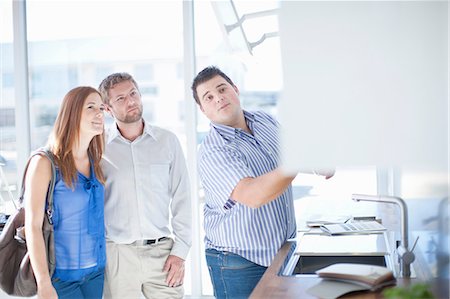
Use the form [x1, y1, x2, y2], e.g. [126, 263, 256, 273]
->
[0, 0, 17, 215]
[194, 1, 283, 295]
[194, 1, 378, 295]
[26, 0, 186, 148]
[233, 0, 279, 49]
[25, 0, 192, 294]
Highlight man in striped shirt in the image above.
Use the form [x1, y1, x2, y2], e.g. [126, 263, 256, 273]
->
[191, 66, 298, 298]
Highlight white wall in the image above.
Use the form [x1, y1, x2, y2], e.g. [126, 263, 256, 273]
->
[278, 1, 448, 173]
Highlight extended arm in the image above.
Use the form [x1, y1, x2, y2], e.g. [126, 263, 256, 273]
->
[231, 168, 296, 209]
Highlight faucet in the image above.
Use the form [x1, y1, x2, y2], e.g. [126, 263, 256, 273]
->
[352, 194, 416, 277]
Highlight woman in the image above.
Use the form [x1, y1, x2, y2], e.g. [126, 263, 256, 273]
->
[24, 86, 106, 299]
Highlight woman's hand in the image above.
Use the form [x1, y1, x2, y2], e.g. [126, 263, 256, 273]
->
[37, 280, 58, 299]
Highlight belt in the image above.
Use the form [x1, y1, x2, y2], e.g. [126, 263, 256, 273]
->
[133, 237, 168, 246]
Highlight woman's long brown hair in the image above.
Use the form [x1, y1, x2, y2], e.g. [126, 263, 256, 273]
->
[47, 86, 105, 188]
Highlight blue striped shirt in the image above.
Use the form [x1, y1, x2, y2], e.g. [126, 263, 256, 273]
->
[198, 110, 296, 267]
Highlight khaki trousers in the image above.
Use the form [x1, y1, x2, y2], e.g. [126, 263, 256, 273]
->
[103, 238, 183, 299]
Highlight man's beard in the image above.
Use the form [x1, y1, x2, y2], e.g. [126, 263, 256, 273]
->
[119, 105, 143, 123]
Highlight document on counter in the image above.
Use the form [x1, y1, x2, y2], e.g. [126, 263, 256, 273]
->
[320, 220, 386, 235]
[305, 214, 351, 227]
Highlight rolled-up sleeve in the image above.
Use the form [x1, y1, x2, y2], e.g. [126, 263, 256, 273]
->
[199, 145, 255, 212]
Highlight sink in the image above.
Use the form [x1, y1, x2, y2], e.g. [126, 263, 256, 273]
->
[293, 255, 387, 274]
[280, 233, 395, 276]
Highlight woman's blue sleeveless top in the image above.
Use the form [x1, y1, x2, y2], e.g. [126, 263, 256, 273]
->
[50, 162, 106, 281]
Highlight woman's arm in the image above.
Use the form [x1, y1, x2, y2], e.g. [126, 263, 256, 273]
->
[24, 155, 58, 299]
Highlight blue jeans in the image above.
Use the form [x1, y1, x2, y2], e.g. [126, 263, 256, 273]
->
[205, 249, 267, 299]
[52, 268, 104, 299]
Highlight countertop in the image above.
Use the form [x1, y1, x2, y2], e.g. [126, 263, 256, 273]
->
[250, 239, 448, 299]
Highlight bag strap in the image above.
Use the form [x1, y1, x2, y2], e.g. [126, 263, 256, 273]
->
[17, 147, 57, 224]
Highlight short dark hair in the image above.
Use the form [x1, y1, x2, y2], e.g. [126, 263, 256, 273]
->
[98, 72, 139, 105]
[191, 66, 235, 105]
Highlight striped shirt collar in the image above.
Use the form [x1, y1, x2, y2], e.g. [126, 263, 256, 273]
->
[106, 119, 156, 144]
[210, 110, 256, 142]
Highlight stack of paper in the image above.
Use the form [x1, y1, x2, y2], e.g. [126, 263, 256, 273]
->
[320, 220, 387, 235]
[306, 215, 351, 227]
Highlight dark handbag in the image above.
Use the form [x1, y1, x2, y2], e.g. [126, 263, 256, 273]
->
[0, 148, 56, 296]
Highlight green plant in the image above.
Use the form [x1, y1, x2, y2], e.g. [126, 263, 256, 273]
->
[383, 283, 434, 299]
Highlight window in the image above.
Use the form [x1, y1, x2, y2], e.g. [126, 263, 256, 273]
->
[194, 1, 378, 295]
[30, 66, 73, 98]
[2, 72, 13, 88]
[134, 64, 154, 82]
[0, 0, 17, 215]
[95, 66, 114, 84]
[25, 0, 192, 294]
[26, 0, 186, 147]
[194, 1, 283, 295]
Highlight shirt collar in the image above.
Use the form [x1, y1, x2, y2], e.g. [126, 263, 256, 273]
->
[211, 110, 256, 142]
[142, 120, 157, 140]
[106, 119, 156, 144]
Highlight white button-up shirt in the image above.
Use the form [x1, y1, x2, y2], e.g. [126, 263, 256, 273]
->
[102, 120, 191, 259]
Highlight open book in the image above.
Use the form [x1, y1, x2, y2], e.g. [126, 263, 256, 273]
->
[316, 263, 396, 290]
